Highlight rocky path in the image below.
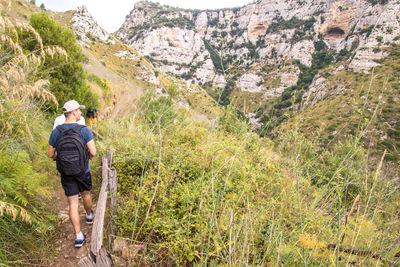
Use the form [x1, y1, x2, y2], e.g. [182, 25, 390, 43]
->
[50, 187, 95, 266]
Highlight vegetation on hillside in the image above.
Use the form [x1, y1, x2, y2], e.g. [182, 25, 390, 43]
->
[0, 15, 61, 264]
[1, 2, 399, 266]
[30, 12, 98, 113]
[267, 16, 316, 44]
[365, 0, 388, 5]
[94, 87, 400, 265]
[0, 10, 104, 264]
[267, 43, 400, 164]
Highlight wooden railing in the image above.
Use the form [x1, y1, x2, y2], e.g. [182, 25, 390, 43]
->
[79, 151, 117, 267]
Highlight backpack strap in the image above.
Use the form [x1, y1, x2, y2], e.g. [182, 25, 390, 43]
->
[72, 124, 86, 135]
[56, 124, 67, 133]
[71, 125, 88, 147]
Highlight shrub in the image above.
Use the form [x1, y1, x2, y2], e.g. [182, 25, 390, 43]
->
[142, 93, 179, 128]
[373, 47, 381, 53]
[365, 0, 388, 4]
[267, 16, 316, 36]
[30, 13, 98, 113]
[0, 18, 59, 263]
[166, 84, 179, 98]
[217, 105, 248, 136]
[360, 25, 374, 37]
[336, 48, 352, 61]
[314, 40, 327, 51]
[109, 106, 400, 265]
[203, 38, 225, 73]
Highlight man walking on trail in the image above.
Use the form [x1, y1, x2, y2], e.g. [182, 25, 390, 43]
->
[53, 107, 87, 201]
[48, 100, 96, 248]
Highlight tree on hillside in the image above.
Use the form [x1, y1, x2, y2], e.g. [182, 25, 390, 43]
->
[29, 13, 97, 113]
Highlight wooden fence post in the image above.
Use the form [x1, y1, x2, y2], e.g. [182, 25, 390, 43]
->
[91, 157, 109, 256]
[79, 151, 116, 267]
[106, 151, 113, 169]
[108, 168, 117, 242]
[95, 247, 113, 267]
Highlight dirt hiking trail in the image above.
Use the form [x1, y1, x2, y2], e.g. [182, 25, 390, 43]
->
[50, 186, 96, 266]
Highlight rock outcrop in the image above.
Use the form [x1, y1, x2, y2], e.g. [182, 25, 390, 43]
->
[115, 0, 398, 102]
[71, 6, 115, 45]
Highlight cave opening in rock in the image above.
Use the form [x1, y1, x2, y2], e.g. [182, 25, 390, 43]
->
[326, 27, 345, 37]
[254, 24, 266, 30]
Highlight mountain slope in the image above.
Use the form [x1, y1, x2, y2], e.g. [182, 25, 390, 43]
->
[115, 0, 398, 107]
[114, 0, 400, 163]
[52, 5, 219, 121]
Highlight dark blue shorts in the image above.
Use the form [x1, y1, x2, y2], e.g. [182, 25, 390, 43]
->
[61, 171, 92, 196]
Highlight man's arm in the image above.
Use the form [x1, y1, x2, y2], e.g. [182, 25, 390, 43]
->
[48, 145, 56, 159]
[87, 139, 96, 157]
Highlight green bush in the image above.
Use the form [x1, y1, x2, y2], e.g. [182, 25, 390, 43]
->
[108, 108, 400, 265]
[141, 92, 179, 129]
[267, 16, 316, 38]
[166, 84, 179, 99]
[30, 13, 98, 113]
[365, 0, 388, 5]
[87, 73, 112, 100]
[217, 105, 248, 136]
[203, 38, 225, 73]
[0, 102, 57, 263]
[360, 25, 374, 37]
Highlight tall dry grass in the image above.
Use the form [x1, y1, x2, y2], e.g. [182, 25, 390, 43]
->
[0, 14, 67, 263]
[0, 15, 67, 143]
[93, 69, 400, 266]
[0, 15, 66, 107]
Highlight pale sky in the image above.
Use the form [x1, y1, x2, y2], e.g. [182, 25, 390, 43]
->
[35, 0, 253, 33]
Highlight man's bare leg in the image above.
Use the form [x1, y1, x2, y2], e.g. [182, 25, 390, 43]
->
[81, 190, 92, 216]
[67, 195, 80, 234]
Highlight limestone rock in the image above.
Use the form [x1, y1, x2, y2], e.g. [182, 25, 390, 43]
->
[237, 73, 263, 93]
[114, 50, 139, 60]
[280, 66, 300, 88]
[114, 0, 399, 102]
[71, 6, 115, 44]
[303, 75, 329, 107]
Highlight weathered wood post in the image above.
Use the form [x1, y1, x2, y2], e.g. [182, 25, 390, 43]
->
[106, 150, 113, 169]
[79, 151, 116, 267]
[91, 157, 109, 256]
[108, 168, 117, 242]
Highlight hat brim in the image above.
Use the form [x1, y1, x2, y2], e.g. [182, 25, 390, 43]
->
[79, 105, 86, 109]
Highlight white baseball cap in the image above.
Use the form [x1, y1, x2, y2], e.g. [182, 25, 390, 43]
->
[62, 100, 85, 113]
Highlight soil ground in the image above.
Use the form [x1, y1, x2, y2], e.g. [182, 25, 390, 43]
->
[49, 186, 96, 266]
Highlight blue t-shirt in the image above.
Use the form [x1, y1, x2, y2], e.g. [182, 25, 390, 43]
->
[49, 123, 94, 172]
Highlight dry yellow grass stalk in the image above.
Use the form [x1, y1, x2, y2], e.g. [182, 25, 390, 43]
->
[44, 45, 68, 61]
[16, 22, 44, 52]
[0, 16, 66, 107]
[0, 16, 18, 40]
[0, 201, 32, 224]
[22, 115, 33, 141]
[0, 35, 23, 55]
[0, 0, 12, 10]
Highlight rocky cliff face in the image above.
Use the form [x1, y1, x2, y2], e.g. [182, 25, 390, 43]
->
[71, 6, 115, 45]
[115, 0, 398, 103]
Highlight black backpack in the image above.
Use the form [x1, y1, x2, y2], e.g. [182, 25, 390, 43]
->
[55, 125, 89, 176]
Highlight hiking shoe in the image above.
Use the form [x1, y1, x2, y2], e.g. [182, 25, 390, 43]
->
[74, 234, 86, 248]
[86, 210, 94, 225]
[78, 193, 82, 200]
